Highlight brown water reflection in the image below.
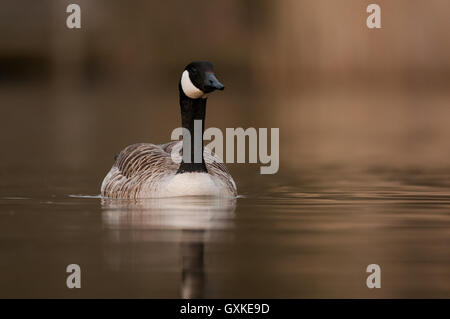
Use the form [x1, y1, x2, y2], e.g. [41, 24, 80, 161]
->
[0, 87, 450, 298]
[0, 161, 449, 298]
[101, 197, 236, 298]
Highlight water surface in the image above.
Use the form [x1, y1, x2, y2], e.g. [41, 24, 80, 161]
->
[1, 163, 449, 298]
[1, 86, 450, 298]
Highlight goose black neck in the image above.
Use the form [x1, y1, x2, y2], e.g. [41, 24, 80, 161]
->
[177, 89, 208, 174]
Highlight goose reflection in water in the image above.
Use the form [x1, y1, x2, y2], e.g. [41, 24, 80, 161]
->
[101, 196, 236, 298]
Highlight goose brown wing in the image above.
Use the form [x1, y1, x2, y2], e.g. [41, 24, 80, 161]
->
[204, 150, 237, 196]
[101, 143, 178, 198]
[114, 143, 177, 178]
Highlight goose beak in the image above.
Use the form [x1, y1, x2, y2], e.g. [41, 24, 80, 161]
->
[204, 72, 224, 92]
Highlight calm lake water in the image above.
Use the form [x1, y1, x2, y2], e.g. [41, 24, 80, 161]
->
[0, 87, 450, 298]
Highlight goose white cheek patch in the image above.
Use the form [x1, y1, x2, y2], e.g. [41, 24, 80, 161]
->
[181, 70, 204, 99]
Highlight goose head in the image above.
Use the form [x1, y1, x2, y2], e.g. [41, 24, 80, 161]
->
[180, 61, 224, 99]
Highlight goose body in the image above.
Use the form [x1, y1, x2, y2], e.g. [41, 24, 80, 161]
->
[101, 61, 237, 199]
[101, 141, 236, 198]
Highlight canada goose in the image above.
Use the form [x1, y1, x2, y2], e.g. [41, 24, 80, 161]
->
[101, 61, 237, 198]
